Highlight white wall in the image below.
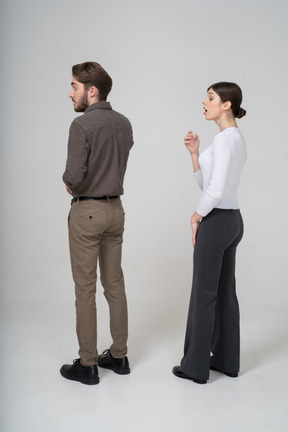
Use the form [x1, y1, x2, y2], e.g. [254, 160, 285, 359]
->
[0, 0, 287, 353]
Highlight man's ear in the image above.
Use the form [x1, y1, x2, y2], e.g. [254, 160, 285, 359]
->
[88, 86, 99, 101]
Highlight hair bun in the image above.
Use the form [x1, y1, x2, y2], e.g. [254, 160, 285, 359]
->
[237, 107, 246, 119]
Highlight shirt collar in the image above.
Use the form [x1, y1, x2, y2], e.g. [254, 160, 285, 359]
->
[85, 102, 112, 113]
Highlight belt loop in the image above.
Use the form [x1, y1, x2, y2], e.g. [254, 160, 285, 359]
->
[71, 197, 80, 206]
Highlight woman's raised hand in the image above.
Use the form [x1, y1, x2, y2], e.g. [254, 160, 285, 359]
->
[184, 131, 200, 154]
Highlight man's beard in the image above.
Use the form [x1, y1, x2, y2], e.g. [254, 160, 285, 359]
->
[74, 91, 89, 112]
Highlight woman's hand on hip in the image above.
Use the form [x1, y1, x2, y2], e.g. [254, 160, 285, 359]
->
[190, 211, 203, 247]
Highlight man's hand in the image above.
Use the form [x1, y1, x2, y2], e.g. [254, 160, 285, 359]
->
[65, 185, 73, 196]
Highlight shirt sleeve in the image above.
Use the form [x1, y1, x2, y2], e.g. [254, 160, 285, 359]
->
[193, 169, 203, 190]
[196, 134, 233, 216]
[62, 119, 90, 190]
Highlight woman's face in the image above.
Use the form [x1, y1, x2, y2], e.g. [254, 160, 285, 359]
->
[202, 88, 226, 121]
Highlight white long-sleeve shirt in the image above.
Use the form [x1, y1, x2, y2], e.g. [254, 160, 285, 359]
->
[194, 127, 247, 217]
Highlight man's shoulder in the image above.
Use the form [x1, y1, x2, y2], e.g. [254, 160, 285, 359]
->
[70, 104, 132, 132]
[69, 114, 85, 131]
[110, 108, 132, 126]
[92, 105, 132, 130]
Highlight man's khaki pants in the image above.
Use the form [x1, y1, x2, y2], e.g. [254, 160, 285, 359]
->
[68, 197, 128, 366]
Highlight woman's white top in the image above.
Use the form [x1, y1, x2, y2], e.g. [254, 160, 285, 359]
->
[194, 127, 247, 217]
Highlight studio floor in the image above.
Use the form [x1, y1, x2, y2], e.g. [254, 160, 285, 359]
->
[1, 302, 287, 432]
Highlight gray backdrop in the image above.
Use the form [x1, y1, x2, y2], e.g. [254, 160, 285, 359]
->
[0, 0, 287, 417]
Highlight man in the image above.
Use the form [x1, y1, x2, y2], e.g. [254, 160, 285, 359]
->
[60, 62, 133, 385]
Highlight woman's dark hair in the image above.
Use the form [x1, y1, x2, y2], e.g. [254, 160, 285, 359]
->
[72, 62, 113, 101]
[208, 81, 246, 119]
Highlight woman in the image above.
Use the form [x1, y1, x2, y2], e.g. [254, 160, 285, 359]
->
[173, 82, 247, 384]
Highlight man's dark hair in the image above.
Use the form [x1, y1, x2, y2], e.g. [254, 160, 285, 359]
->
[72, 62, 113, 101]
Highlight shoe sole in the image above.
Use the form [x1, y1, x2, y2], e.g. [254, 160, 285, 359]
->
[60, 368, 100, 385]
[98, 364, 130, 375]
[210, 365, 238, 378]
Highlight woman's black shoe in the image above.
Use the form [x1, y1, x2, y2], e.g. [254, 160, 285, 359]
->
[172, 366, 207, 384]
[210, 357, 238, 378]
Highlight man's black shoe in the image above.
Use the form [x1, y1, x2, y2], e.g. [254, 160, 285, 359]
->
[172, 366, 207, 384]
[98, 349, 130, 375]
[60, 358, 99, 385]
[210, 356, 238, 378]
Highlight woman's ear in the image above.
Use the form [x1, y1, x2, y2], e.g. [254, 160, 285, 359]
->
[223, 100, 232, 111]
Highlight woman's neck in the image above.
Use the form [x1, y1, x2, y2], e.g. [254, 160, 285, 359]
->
[216, 116, 237, 132]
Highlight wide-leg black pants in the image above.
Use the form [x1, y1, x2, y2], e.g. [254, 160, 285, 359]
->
[180, 209, 244, 381]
